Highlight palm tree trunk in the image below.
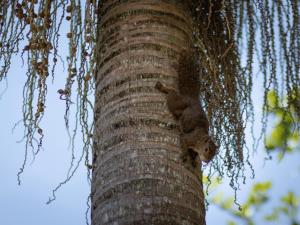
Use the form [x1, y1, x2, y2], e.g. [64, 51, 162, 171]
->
[92, 1, 206, 224]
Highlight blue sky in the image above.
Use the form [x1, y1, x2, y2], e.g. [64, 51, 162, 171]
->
[0, 55, 90, 225]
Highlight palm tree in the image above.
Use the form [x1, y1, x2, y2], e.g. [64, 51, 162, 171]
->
[1, 0, 299, 225]
[92, 1, 205, 224]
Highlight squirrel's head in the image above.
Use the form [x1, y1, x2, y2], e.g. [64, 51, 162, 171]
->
[198, 137, 218, 163]
[189, 135, 218, 163]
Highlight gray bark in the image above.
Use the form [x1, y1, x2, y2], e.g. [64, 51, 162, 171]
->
[92, 1, 205, 224]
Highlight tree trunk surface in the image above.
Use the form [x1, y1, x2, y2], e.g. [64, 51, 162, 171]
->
[92, 1, 205, 224]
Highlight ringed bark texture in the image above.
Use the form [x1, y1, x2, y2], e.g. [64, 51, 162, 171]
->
[92, 1, 205, 224]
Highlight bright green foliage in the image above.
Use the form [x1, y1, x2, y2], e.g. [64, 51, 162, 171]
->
[208, 100, 300, 224]
[227, 221, 237, 225]
[209, 181, 271, 225]
[209, 181, 300, 225]
[265, 90, 300, 159]
[264, 192, 300, 224]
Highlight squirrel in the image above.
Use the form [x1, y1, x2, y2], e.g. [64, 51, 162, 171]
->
[155, 50, 217, 167]
[180, 127, 217, 165]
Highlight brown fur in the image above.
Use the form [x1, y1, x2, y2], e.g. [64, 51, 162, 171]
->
[180, 127, 217, 164]
[155, 81, 209, 132]
[155, 50, 218, 167]
[155, 81, 217, 167]
[180, 101, 209, 133]
[155, 81, 189, 119]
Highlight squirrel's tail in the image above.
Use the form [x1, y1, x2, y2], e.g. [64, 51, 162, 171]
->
[155, 81, 170, 94]
[178, 49, 200, 98]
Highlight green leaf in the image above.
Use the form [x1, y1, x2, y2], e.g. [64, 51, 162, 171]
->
[211, 193, 224, 204]
[281, 192, 299, 207]
[267, 90, 278, 108]
[221, 197, 234, 209]
[264, 212, 279, 221]
[252, 182, 272, 192]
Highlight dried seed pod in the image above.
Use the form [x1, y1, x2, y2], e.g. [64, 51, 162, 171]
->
[37, 128, 43, 135]
[71, 47, 76, 54]
[86, 36, 92, 42]
[66, 5, 73, 13]
[25, 17, 31, 24]
[46, 42, 53, 50]
[16, 12, 24, 19]
[39, 11, 45, 18]
[24, 45, 30, 51]
[37, 102, 44, 112]
[40, 41, 47, 49]
[44, 18, 51, 28]
[84, 74, 91, 81]
[30, 43, 37, 50]
[30, 24, 37, 32]
[57, 89, 65, 94]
